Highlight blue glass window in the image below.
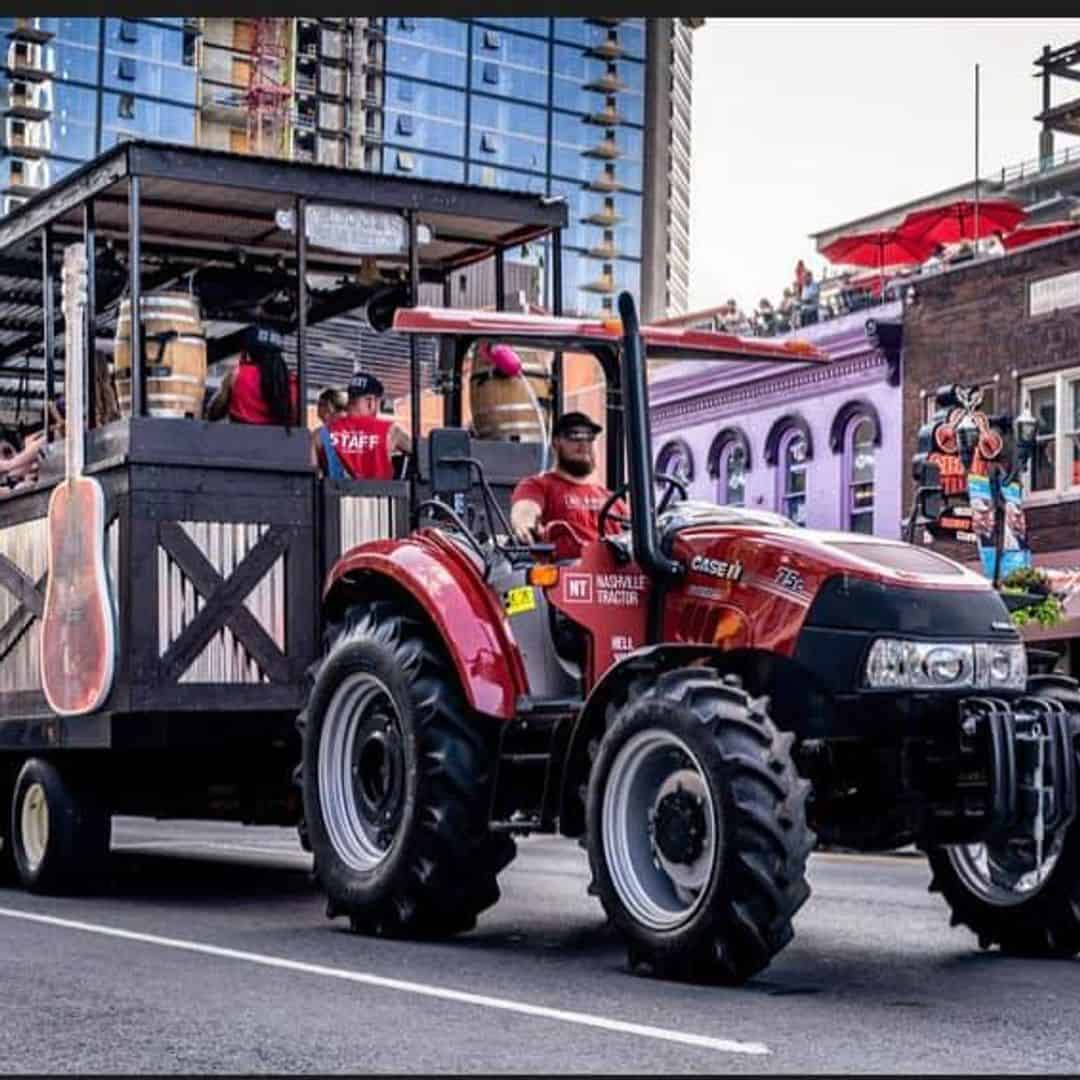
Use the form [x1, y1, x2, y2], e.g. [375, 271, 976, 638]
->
[473, 17, 550, 37]
[102, 93, 196, 143]
[49, 117, 96, 159]
[55, 18, 99, 48]
[469, 129, 545, 172]
[57, 44, 99, 84]
[386, 149, 465, 183]
[472, 59, 547, 104]
[106, 19, 185, 64]
[388, 19, 467, 54]
[387, 78, 465, 121]
[386, 40, 467, 86]
[482, 62, 499, 85]
[468, 162, 546, 195]
[553, 19, 589, 46]
[385, 110, 464, 156]
[470, 95, 547, 140]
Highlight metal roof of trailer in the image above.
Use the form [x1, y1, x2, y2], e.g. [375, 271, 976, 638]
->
[0, 140, 568, 405]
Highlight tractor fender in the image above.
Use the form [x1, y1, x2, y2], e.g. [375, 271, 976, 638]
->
[322, 536, 527, 720]
[557, 642, 834, 836]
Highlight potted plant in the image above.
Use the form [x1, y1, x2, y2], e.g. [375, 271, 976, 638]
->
[1000, 566, 1066, 675]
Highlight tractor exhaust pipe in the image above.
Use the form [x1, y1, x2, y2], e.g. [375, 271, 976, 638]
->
[617, 291, 683, 583]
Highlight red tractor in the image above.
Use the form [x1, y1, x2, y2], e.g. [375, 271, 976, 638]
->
[299, 292, 1080, 984]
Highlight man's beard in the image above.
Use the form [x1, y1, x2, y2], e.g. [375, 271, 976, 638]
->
[558, 454, 593, 478]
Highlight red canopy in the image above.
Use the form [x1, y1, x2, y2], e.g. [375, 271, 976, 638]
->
[1001, 221, 1080, 251]
[897, 198, 1027, 246]
[820, 229, 935, 270]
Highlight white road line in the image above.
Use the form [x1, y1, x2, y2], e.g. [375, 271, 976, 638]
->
[0, 906, 769, 1057]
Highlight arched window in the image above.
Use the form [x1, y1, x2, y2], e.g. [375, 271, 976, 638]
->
[778, 428, 809, 526]
[830, 400, 881, 534]
[707, 428, 751, 506]
[764, 415, 813, 527]
[845, 415, 876, 533]
[655, 438, 694, 485]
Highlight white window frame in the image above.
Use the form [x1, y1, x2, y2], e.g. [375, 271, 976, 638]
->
[1020, 364, 1080, 503]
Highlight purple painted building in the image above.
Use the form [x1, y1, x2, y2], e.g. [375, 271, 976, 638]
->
[649, 302, 904, 538]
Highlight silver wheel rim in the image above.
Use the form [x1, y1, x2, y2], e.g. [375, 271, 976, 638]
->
[318, 672, 408, 873]
[601, 728, 718, 931]
[946, 830, 1065, 907]
[20, 781, 49, 873]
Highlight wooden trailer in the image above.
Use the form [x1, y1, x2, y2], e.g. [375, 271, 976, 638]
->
[0, 141, 567, 877]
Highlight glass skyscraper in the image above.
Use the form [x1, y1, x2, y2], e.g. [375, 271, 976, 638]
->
[0, 18, 198, 209]
[1, 16, 699, 318]
[376, 17, 646, 316]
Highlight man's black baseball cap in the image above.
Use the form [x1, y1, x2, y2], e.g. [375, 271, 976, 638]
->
[553, 411, 602, 437]
[348, 372, 385, 399]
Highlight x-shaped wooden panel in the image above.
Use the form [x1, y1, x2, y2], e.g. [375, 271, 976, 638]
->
[0, 552, 45, 663]
[157, 521, 294, 685]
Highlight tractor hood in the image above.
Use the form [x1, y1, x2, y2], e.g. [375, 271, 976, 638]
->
[662, 502, 990, 594]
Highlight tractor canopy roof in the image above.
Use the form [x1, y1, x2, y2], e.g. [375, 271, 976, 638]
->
[391, 307, 828, 366]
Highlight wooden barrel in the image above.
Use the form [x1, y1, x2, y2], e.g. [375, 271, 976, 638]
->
[114, 293, 206, 419]
[469, 346, 552, 442]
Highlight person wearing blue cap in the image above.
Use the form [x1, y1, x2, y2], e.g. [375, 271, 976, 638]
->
[316, 371, 410, 480]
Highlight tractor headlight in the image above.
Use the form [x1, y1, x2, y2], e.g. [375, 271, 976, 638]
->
[974, 642, 1028, 691]
[863, 639, 1026, 691]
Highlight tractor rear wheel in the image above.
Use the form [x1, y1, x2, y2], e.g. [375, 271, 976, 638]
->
[586, 668, 814, 984]
[299, 600, 514, 938]
[927, 677, 1080, 957]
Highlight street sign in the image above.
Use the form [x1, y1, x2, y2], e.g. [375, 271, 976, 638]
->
[275, 205, 433, 255]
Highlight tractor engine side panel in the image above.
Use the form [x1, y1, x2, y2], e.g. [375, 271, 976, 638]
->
[663, 529, 828, 655]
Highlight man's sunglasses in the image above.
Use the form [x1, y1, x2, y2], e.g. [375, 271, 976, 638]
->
[559, 430, 598, 443]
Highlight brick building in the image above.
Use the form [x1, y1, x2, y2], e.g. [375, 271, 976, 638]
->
[902, 229, 1080, 656]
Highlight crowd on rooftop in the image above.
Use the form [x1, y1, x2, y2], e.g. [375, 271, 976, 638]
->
[709, 237, 1009, 339]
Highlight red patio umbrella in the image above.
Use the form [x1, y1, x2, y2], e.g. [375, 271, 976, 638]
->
[820, 229, 935, 293]
[897, 198, 1027, 247]
[1000, 220, 1080, 251]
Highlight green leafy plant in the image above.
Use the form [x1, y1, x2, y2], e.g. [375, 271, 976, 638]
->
[1001, 567, 1064, 628]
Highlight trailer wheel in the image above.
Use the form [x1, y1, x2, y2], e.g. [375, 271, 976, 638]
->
[927, 678, 1080, 957]
[10, 758, 111, 894]
[587, 668, 814, 984]
[0, 762, 15, 886]
[299, 601, 514, 938]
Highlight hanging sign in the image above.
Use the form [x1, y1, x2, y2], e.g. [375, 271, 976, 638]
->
[275, 205, 432, 255]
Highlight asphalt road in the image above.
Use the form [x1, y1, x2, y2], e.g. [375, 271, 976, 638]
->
[2, 819, 1079, 1074]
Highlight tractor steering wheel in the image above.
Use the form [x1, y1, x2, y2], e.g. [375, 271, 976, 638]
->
[655, 471, 689, 515]
[597, 484, 632, 537]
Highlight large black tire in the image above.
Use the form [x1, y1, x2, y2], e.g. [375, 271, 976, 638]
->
[927, 676, 1080, 957]
[9, 757, 111, 894]
[586, 668, 814, 984]
[299, 600, 514, 938]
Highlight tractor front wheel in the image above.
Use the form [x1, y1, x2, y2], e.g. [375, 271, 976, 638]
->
[927, 677, 1080, 957]
[586, 668, 814, 984]
[299, 601, 514, 938]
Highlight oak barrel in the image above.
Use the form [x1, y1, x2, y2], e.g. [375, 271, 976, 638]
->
[114, 293, 206, 419]
[468, 346, 552, 442]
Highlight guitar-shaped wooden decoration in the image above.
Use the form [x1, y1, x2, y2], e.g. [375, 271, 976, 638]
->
[40, 242, 117, 716]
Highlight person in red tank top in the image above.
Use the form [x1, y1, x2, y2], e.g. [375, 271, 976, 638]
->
[510, 411, 627, 561]
[205, 327, 299, 428]
[317, 372, 411, 480]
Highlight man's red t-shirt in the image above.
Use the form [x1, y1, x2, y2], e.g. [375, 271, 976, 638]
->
[324, 414, 394, 480]
[511, 471, 627, 559]
[228, 357, 299, 425]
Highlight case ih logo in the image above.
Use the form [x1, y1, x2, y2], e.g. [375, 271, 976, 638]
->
[690, 556, 743, 581]
[564, 573, 593, 604]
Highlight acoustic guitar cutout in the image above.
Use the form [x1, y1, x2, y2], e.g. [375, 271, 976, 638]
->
[40, 242, 117, 716]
